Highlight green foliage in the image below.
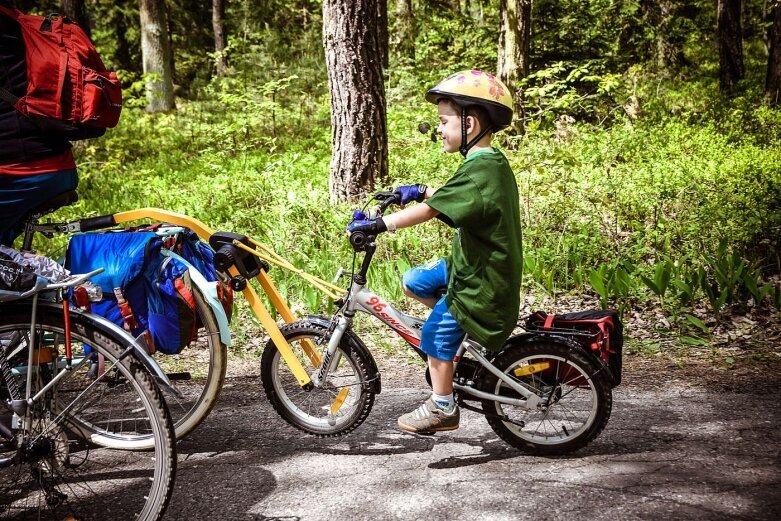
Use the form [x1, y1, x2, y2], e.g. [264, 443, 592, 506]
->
[25, 0, 778, 329]
[639, 259, 673, 307]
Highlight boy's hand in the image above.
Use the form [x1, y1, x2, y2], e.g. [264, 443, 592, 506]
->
[394, 184, 427, 205]
[346, 217, 387, 236]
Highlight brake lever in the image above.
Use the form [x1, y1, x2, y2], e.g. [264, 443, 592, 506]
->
[373, 191, 396, 201]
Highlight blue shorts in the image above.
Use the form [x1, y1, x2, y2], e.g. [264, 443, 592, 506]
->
[402, 259, 465, 361]
[0, 169, 78, 246]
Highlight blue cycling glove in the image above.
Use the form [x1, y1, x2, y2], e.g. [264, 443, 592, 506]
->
[394, 184, 427, 205]
[346, 217, 387, 235]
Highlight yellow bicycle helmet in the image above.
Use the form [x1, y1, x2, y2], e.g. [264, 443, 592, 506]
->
[426, 70, 513, 156]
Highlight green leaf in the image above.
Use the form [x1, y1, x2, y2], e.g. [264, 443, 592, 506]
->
[640, 274, 661, 296]
[684, 314, 709, 334]
[588, 269, 607, 297]
[655, 261, 672, 297]
[679, 335, 708, 346]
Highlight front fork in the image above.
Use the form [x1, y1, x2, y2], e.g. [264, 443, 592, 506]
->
[310, 314, 352, 388]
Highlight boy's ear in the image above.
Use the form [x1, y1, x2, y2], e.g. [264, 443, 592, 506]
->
[465, 114, 482, 135]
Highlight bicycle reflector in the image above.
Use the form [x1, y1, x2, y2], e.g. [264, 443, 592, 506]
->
[514, 362, 550, 377]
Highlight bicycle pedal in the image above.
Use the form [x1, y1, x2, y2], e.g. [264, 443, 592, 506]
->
[166, 372, 192, 381]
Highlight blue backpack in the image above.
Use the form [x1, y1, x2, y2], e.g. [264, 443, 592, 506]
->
[66, 229, 228, 354]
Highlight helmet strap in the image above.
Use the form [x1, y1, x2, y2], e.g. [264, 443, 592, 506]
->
[459, 107, 468, 157]
[459, 107, 494, 157]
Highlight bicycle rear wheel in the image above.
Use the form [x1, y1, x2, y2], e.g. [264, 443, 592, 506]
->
[152, 285, 227, 442]
[0, 302, 176, 521]
[480, 341, 612, 455]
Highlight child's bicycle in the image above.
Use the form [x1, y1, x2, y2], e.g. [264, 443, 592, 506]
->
[260, 192, 617, 455]
[0, 270, 176, 519]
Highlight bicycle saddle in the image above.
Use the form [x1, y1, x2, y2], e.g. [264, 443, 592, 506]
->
[29, 190, 79, 219]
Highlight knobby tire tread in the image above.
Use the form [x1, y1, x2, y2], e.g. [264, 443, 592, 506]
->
[260, 320, 376, 437]
[481, 341, 612, 455]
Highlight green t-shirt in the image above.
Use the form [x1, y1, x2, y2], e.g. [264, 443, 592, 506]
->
[425, 148, 523, 351]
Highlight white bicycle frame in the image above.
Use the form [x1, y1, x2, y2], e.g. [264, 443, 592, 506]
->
[312, 277, 542, 410]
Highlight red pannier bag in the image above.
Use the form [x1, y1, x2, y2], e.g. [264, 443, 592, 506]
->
[0, 5, 122, 132]
[525, 310, 623, 388]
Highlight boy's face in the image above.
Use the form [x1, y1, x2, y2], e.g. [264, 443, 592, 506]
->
[437, 100, 465, 154]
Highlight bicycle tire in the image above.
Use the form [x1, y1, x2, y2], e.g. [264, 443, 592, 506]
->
[260, 320, 375, 437]
[0, 302, 176, 521]
[152, 285, 227, 443]
[480, 341, 612, 455]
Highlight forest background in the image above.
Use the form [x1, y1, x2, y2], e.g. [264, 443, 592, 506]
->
[16, 0, 781, 365]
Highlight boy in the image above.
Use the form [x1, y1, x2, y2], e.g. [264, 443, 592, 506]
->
[348, 69, 523, 434]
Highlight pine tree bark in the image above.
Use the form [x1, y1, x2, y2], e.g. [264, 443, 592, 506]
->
[213, 0, 228, 77]
[323, 0, 388, 203]
[717, 0, 745, 95]
[766, 1, 781, 105]
[497, 0, 531, 134]
[395, 0, 415, 62]
[60, 0, 91, 38]
[140, 0, 175, 112]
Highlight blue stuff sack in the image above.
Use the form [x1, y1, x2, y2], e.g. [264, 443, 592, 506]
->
[66, 231, 197, 354]
[167, 229, 233, 321]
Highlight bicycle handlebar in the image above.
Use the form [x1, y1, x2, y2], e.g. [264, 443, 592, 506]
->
[347, 192, 402, 252]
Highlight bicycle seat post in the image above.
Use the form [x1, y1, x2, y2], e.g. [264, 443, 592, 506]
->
[19, 190, 79, 252]
[20, 218, 36, 252]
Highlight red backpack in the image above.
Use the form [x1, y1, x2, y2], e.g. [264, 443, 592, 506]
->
[0, 5, 122, 134]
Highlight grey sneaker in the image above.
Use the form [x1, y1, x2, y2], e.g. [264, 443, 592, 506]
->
[397, 398, 460, 434]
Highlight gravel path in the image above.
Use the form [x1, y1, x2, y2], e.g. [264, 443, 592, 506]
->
[166, 364, 781, 521]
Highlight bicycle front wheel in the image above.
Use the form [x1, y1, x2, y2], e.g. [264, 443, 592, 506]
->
[481, 341, 612, 455]
[0, 302, 176, 521]
[261, 320, 375, 436]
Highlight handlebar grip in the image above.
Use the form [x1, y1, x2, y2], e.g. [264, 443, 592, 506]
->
[78, 214, 117, 232]
[378, 193, 401, 213]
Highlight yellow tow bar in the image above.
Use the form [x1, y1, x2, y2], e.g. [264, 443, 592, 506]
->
[112, 207, 325, 389]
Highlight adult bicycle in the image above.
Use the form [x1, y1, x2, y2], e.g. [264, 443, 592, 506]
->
[19, 190, 334, 447]
[260, 192, 616, 455]
[0, 270, 176, 520]
[20, 191, 230, 447]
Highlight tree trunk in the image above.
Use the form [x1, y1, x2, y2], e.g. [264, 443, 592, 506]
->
[395, 0, 415, 62]
[60, 0, 91, 38]
[139, 0, 175, 112]
[655, 0, 686, 71]
[449, 0, 461, 13]
[766, 1, 781, 105]
[212, 0, 228, 77]
[323, 0, 388, 203]
[110, 3, 134, 74]
[717, 0, 745, 95]
[497, 0, 531, 134]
